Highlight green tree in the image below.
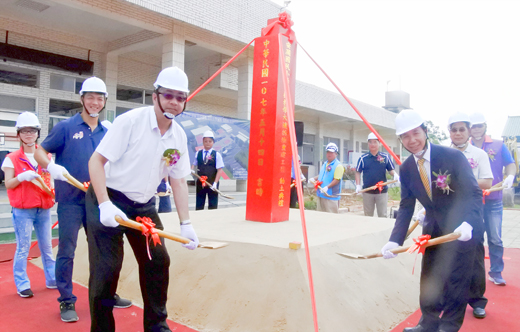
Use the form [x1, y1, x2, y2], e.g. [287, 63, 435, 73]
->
[425, 120, 448, 144]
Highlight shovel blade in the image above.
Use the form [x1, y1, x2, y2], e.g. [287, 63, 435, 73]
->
[198, 241, 229, 249]
[337, 252, 369, 259]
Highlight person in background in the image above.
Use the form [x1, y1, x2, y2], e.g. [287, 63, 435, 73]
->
[469, 112, 516, 287]
[156, 177, 173, 213]
[309, 142, 344, 213]
[381, 109, 483, 332]
[355, 132, 399, 218]
[2, 112, 56, 298]
[191, 130, 225, 210]
[290, 155, 306, 208]
[34, 77, 131, 323]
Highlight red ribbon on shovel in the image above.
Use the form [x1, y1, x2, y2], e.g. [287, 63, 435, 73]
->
[314, 180, 323, 190]
[482, 189, 490, 204]
[200, 176, 208, 187]
[136, 216, 162, 260]
[374, 181, 385, 193]
[406, 234, 431, 274]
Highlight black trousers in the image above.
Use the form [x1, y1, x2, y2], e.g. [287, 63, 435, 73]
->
[418, 239, 478, 332]
[290, 181, 298, 208]
[85, 187, 170, 332]
[195, 184, 218, 210]
[467, 237, 488, 309]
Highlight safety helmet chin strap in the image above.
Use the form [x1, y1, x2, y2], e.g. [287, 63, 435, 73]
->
[81, 94, 107, 118]
[155, 88, 187, 119]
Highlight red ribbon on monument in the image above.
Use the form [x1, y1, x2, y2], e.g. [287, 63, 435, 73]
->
[136, 216, 162, 260]
[406, 234, 431, 274]
[261, 12, 295, 43]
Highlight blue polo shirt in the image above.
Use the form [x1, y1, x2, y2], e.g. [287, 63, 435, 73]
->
[41, 113, 108, 203]
[356, 152, 395, 194]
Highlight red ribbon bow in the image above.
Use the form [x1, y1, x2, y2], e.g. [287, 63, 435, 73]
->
[375, 181, 385, 193]
[406, 234, 431, 274]
[200, 176, 208, 187]
[482, 189, 490, 204]
[261, 12, 296, 43]
[83, 181, 90, 189]
[314, 180, 323, 190]
[136, 216, 162, 260]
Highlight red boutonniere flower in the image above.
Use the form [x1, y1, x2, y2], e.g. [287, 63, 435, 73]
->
[432, 170, 454, 195]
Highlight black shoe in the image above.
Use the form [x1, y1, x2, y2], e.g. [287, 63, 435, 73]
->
[473, 307, 486, 318]
[60, 302, 79, 322]
[17, 289, 34, 298]
[114, 294, 132, 308]
[403, 326, 426, 332]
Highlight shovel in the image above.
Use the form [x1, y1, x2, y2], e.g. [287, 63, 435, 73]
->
[31, 176, 55, 198]
[191, 171, 235, 199]
[115, 216, 229, 249]
[63, 173, 88, 192]
[337, 180, 398, 196]
[336, 231, 461, 259]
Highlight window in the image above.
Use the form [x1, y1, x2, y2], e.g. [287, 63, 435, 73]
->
[323, 136, 340, 155]
[0, 94, 36, 112]
[50, 74, 85, 93]
[117, 86, 154, 105]
[298, 133, 315, 165]
[343, 140, 351, 163]
[0, 65, 39, 88]
[361, 142, 368, 153]
[48, 99, 82, 132]
[116, 107, 131, 117]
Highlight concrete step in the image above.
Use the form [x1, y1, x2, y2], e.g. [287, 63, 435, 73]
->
[0, 211, 58, 229]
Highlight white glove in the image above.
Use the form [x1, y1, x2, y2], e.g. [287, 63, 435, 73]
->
[355, 185, 362, 193]
[301, 174, 306, 182]
[17, 170, 40, 182]
[503, 174, 515, 189]
[98, 201, 127, 228]
[46, 161, 69, 182]
[393, 172, 400, 182]
[320, 185, 329, 194]
[381, 241, 399, 259]
[454, 221, 473, 241]
[180, 223, 199, 250]
[165, 181, 172, 193]
[211, 182, 218, 190]
[415, 208, 426, 226]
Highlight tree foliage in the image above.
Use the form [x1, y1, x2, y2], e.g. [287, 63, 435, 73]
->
[425, 120, 448, 144]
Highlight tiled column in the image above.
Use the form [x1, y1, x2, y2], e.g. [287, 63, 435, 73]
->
[104, 53, 118, 122]
[236, 48, 253, 120]
[162, 24, 185, 70]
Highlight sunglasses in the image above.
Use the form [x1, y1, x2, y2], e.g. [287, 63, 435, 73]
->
[20, 129, 39, 134]
[471, 124, 485, 129]
[450, 127, 467, 133]
[158, 92, 187, 103]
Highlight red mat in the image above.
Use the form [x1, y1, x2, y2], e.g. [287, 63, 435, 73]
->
[390, 247, 520, 332]
[0, 242, 197, 332]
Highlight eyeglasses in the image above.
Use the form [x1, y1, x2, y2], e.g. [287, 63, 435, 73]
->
[20, 129, 38, 134]
[450, 127, 467, 133]
[158, 92, 187, 103]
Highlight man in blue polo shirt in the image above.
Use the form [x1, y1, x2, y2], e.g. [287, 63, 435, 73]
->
[35, 77, 131, 323]
[469, 112, 516, 286]
[355, 133, 399, 217]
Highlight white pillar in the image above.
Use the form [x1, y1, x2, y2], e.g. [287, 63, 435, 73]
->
[162, 24, 185, 70]
[104, 53, 118, 122]
[236, 48, 253, 120]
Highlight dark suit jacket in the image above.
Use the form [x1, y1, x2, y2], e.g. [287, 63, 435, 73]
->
[390, 144, 484, 246]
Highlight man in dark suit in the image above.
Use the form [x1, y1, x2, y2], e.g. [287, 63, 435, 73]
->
[381, 109, 484, 332]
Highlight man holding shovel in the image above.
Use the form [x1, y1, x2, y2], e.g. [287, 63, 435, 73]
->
[309, 142, 344, 213]
[35, 77, 131, 323]
[87, 66, 199, 332]
[381, 109, 484, 332]
[355, 132, 399, 217]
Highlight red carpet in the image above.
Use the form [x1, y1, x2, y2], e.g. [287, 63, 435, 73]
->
[390, 247, 520, 332]
[0, 242, 197, 332]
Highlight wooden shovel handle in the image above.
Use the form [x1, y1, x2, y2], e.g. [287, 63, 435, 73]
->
[486, 186, 505, 194]
[360, 180, 398, 193]
[390, 231, 462, 255]
[31, 177, 55, 198]
[63, 173, 87, 192]
[405, 220, 420, 239]
[115, 216, 191, 244]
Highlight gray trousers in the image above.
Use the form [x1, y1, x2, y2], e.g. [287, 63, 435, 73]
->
[362, 192, 388, 217]
[317, 197, 339, 213]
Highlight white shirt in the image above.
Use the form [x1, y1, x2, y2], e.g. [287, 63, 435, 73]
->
[413, 142, 432, 190]
[192, 148, 225, 169]
[456, 143, 494, 180]
[1, 152, 38, 170]
[96, 106, 191, 203]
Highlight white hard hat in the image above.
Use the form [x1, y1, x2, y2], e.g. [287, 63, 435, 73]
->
[470, 112, 486, 125]
[203, 130, 215, 139]
[367, 133, 378, 141]
[448, 112, 471, 127]
[15, 112, 41, 130]
[154, 67, 189, 93]
[79, 77, 108, 96]
[326, 142, 338, 153]
[395, 109, 424, 136]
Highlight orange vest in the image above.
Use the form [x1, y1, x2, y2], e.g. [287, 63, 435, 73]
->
[6, 147, 54, 209]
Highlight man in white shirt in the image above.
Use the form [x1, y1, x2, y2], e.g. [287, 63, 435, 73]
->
[86, 67, 199, 332]
[191, 130, 225, 210]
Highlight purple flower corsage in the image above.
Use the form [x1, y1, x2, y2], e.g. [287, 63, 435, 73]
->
[163, 149, 181, 166]
[468, 158, 478, 169]
[376, 154, 385, 164]
[432, 170, 454, 195]
[487, 148, 496, 162]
